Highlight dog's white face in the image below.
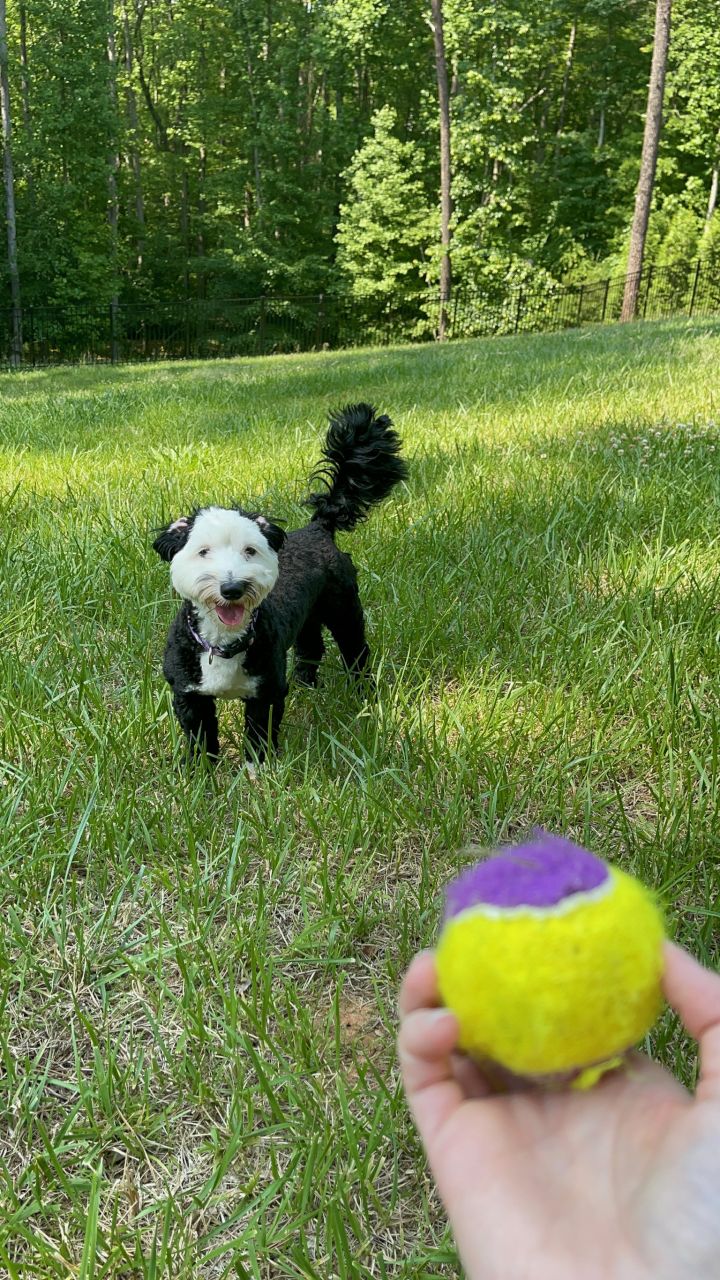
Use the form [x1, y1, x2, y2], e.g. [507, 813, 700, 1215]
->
[168, 508, 280, 631]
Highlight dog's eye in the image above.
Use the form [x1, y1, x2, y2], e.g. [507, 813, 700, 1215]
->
[198, 548, 210, 558]
[245, 547, 257, 558]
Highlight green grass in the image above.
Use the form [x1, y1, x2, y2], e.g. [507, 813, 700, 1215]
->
[1, 317, 720, 1277]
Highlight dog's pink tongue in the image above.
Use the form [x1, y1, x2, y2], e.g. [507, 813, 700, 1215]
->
[215, 602, 246, 627]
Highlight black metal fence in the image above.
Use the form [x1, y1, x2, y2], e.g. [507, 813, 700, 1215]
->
[0, 259, 718, 368]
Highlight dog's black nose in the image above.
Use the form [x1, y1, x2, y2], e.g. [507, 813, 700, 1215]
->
[220, 580, 249, 601]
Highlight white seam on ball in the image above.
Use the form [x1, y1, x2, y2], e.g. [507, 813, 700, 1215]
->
[447, 872, 615, 923]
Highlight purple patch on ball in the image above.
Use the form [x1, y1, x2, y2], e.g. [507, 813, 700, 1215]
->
[444, 834, 609, 919]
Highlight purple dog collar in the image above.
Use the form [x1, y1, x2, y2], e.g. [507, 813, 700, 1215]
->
[187, 612, 256, 663]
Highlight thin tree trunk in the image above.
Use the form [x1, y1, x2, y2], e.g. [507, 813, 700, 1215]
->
[705, 130, 720, 224]
[134, 3, 171, 151]
[196, 27, 207, 295]
[122, 0, 145, 267]
[430, 0, 452, 340]
[197, 143, 206, 296]
[18, 4, 30, 129]
[597, 100, 606, 149]
[18, 0, 35, 204]
[621, 0, 672, 322]
[707, 166, 719, 225]
[180, 164, 190, 296]
[135, 4, 190, 291]
[237, 7, 263, 213]
[555, 18, 577, 163]
[177, 72, 190, 295]
[107, 0, 120, 360]
[481, 156, 503, 206]
[0, 0, 22, 364]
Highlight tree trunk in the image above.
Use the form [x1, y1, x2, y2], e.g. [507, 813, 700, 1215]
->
[555, 18, 577, 163]
[122, 0, 145, 268]
[705, 130, 720, 224]
[107, 0, 120, 361]
[621, 0, 672, 322]
[237, 7, 263, 214]
[430, 0, 452, 340]
[180, 164, 190, 296]
[196, 26, 207, 295]
[17, 1, 36, 209]
[0, 0, 22, 364]
[197, 143, 206, 296]
[18, 4, 30, 129]
[707, 166, 719, 225]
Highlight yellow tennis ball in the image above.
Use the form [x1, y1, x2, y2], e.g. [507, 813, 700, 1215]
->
[436, 834, 665, 1083]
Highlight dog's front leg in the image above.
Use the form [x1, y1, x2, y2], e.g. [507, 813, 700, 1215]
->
[243, 690, 286, 763]
[173, 690, 220, 761]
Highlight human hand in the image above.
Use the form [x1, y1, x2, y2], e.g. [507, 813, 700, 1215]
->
[398, 943, 720, 1280]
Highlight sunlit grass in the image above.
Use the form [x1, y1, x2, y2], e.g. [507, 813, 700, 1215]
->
[1, 317, 719, 1276]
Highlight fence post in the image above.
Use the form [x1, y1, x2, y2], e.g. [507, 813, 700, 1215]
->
[28, 305, 35, 366]
[184, 300, 191, 359]
[109, 300, 119, 364]
[601, 277, 610, 323]
[514, 288, 523, 334]
[451, 287, 460, 339]
[10, 305, 22, 366]
[258, 297, 266, 352]
[576, 284, 585, 326]
[688, 259, 701, 317]
[315, 293, 324, 348]
[642, 265, 654, 318]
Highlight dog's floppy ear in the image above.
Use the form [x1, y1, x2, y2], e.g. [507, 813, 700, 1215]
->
[253, 513, 286, 553]
[153, 516, 193, 562]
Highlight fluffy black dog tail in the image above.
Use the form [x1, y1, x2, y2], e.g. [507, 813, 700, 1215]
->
[305, 403, 407, 533]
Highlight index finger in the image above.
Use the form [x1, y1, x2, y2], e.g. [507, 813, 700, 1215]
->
[398, 949, 441, 1019]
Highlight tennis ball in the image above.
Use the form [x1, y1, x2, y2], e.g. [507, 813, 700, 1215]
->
[436, 834, 665, 1084]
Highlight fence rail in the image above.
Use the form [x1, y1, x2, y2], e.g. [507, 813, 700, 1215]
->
[0, 259, 718, 368]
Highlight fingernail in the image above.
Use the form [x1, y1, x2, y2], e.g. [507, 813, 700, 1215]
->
[425, 1007, 453, 1024]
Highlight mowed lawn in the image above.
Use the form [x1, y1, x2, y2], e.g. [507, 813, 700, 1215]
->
[1, 318, 720, 1277]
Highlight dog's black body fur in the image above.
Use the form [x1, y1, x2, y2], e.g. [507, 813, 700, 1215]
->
[154, 404, 406, 762]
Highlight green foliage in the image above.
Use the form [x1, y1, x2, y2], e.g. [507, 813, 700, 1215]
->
[657, 205, 700, 266]
[699, 212, 720, 270]
[8, 0, 118, 306]
[0, 0, 718, 308]
[335, 106, 433, 305]
[665, 0, 720, 172]
[647, 206, 699, 313]
[698, 213, 720, 309]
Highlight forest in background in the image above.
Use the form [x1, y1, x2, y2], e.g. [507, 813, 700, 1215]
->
[0, 0, 719, 315]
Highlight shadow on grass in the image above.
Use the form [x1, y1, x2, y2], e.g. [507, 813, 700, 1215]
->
[1, 317, 718, 454]
[382, 419, 720, 694]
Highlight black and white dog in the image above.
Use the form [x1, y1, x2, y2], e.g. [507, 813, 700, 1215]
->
[153, 404, 407, 763]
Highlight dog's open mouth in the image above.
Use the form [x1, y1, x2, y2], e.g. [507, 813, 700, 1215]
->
[215, 602, 246, 628]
